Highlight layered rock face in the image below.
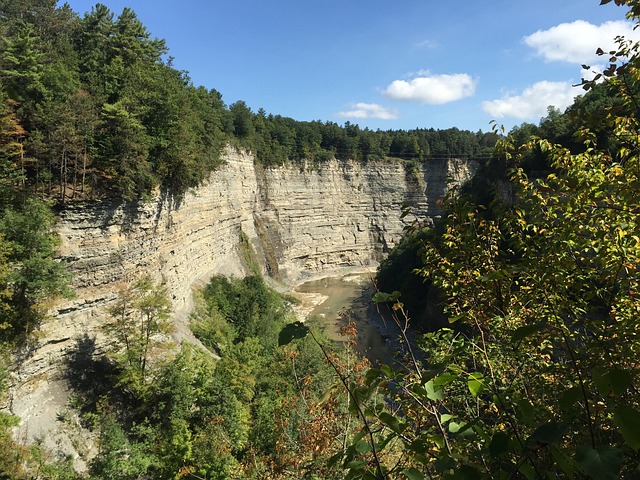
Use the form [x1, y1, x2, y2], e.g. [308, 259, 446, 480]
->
[8, 147, 477, 464]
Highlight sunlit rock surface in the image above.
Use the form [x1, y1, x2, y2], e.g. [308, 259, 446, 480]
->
[8, 147, 477, 467]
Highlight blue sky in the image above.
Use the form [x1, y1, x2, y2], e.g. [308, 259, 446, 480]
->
[61, 0, 638, 133]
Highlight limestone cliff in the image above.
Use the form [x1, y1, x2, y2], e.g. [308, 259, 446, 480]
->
[8, 147, 477, 466]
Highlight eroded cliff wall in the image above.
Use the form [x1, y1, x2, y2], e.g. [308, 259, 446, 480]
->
[9, 147, 477, 465]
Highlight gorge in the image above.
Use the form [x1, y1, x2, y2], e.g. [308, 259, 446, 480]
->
[8, 147, 477, 466]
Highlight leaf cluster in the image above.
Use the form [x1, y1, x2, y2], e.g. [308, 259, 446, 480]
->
[0, 196, 71, 344]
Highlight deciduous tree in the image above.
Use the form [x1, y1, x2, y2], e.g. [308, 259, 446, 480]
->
[107, 275, 172, 398]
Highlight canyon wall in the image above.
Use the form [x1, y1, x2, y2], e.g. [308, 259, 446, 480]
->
[8, 147, 477, 466]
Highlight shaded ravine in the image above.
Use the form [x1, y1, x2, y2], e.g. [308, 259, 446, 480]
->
[291, 272, 395, 366]
[8, 148, 476, 468]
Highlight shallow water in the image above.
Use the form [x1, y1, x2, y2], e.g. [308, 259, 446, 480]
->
[293, 274, 394, 365]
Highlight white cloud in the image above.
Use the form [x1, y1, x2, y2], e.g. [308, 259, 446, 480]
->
[416, 39, 438, 49]
[482, 81, 579, 120]
[383, 73, 477, 104]
[335, 102, 399, 120]
[524, 20, 640, 64]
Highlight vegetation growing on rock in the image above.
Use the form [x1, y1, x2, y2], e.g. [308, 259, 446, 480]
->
[2, 0, 640, 479]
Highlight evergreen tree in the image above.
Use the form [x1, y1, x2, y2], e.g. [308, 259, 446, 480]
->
[0, 22, 45, 124]
[0, 197, 71, 342]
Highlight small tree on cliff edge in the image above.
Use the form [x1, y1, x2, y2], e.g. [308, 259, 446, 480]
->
[107, 275, 172, 399]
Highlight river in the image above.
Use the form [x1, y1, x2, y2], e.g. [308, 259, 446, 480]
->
[291, 272, 395, 365]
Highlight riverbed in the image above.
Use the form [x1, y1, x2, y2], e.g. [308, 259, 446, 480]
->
[291, 272, 395, 365]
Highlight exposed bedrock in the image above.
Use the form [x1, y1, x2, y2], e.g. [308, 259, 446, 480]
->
[7, 147, 477, 465]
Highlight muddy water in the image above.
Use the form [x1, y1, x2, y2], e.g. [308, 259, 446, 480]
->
[292, 273, 394, 365]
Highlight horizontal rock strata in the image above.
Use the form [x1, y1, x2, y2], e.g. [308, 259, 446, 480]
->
[9, 147, 477, 465]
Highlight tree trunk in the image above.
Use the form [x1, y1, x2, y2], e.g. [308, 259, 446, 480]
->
[81, 145, 87, 194]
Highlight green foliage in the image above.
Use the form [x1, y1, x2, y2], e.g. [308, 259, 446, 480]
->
[250, 117, 495, 167]
[327, 4, 640, 478]
[90, 411, 158, 480]
[96, 100, 153, 200]
[189, 289, 235, 353]
[106, 275, 172, 398]
[0, 197, 71, 341]
[0, 92, 26, 197]
[0, 1, 500, 202]
[376, 227, 444, 330]
[196, 274, 292, 347]
[0, 22, 45, 105]
[346, 128, 640, 476]
[79, 272, 352, 479]
[0, 2, 229, 200]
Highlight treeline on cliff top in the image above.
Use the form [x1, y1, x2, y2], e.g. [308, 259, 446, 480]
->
[0, 0, 501, 203]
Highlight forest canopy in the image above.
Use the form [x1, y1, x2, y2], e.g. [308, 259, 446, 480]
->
[0, 1, 497, 202]
[5, 0, 640, 479]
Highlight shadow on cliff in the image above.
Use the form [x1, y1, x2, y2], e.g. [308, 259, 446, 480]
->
[64, 334, 115, 408]
[57, 189, 185, 235]
[64, 333, 156, 432]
